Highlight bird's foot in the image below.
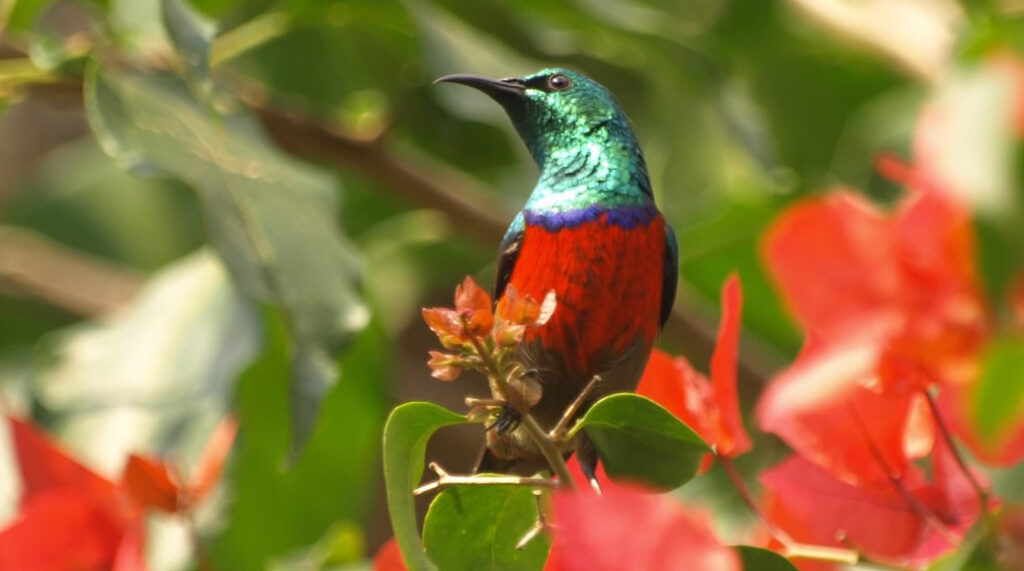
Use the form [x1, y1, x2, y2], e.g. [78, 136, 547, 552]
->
[485, 406, 522, 434]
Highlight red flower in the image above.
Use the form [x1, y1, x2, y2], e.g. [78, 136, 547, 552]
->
[761, 436, 985, 568]
[547, 482, 740, 571]
[0, 415, 236, 570]
[0, 416, 146, 571]
[758, 187, 989, 483]
[422, 277, 555, 385]
[637, 274, 751, 461]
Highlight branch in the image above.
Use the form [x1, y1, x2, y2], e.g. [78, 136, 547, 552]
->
[0, 225, 143, 316]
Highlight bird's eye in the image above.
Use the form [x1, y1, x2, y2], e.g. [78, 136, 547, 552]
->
[547, 74, 572, 91]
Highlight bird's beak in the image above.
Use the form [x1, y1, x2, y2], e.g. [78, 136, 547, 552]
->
[435, 74, 525, 101]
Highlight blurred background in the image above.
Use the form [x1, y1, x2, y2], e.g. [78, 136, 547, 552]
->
[0, 0, 1021, 569]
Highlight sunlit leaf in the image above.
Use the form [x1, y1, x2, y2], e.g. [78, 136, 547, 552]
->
[33, 249, 258, 475]
[735, 546, 797, 571]
[84, 63, 368, 454]
[423, 485, 549, 571]
[570, 394, 711, 490]
[970, 337, 1024, 445]
[383, 402, 470, 571]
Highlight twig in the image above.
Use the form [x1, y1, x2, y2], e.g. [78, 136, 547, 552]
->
[921, 388, 990, 517]
[851, 406, 960, 546]
[0, 225, 143, 316]
[549, 375, 601, 442]
[719, 456, 860, 565]
[516, 490, 552, 550]
[465, 397, 507, 408]
[413, 462, 558, 496]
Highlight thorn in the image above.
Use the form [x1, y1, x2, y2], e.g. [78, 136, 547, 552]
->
[516, 490, 552, 550]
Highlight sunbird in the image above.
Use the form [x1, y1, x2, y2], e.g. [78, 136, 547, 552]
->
[438, 68, 678, 484]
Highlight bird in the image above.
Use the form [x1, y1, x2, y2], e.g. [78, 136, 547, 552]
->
[437, 68, 678, 486]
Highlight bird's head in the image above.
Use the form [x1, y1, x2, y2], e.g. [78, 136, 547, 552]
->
[437, 68, 635, 167]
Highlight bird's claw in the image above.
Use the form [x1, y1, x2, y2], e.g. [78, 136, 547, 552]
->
[485, 406, 522, 434]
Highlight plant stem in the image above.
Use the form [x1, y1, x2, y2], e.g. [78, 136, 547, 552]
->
[851, 406, 960, 546]
[413, 462, 558, 495]
[520, 413, 576, 491]
[921, 388, 990, 517]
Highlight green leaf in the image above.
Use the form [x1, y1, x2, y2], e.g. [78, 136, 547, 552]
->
[736, 546, 798, 571]
[423, 485, 550, 571]
[571, 393, 712, 490]
[970, 337, 1024, 444]
[161, 0, 215, 93]
[383, 402, 470, 571]
[927, 520, 1000, 571]
[213, 314, 390, 569]
[83, 63, 368, 455]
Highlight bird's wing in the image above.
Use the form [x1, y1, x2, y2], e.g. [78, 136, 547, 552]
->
[660, 224, 679, 330]
[493, 228, 523, 300]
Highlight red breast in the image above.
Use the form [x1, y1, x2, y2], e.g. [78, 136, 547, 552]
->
[507, 213, 667, 379]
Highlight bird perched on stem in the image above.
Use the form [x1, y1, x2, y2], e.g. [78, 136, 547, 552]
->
[437, 68, 678, 485]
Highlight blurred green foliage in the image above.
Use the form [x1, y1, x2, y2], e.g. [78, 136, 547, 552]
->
[1, 0, 1023, 568]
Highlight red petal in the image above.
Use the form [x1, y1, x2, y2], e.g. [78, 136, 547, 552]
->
[891, 190, 987, 387]
[455, 277, 494, 336]
[761, 191, 900, 342]
[190, 415, 238, 501]
[710, 274, 751, 457]
[122, 454, 181, 513]
[455, 276, 493, 314]
[372, 537, 408, 571]
[0, 488, 132, 571]
[550, 484, 740, 571]
[7, 415, 117, 503]
[422, 307, 465, 349]
[761, 455, 964, 567]
[756, 341, 931, 485]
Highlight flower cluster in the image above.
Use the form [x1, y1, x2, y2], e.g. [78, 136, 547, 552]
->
[422, 276, 555, 412]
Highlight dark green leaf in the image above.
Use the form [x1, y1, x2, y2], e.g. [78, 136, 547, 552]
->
[974, 216, 1024, 307]
[423, 485, 549, 571]
[736, 546, 797, 571]
[571, 393, 711, 490]
[83, 63, 367, 454]
[970, 337, 1024, 444]
[383, 402, 470, 571]
[213, 313, 390, 569]
[161, 0, 215, 93]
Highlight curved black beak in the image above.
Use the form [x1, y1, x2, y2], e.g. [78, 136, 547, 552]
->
[435, 74, 525, 101]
